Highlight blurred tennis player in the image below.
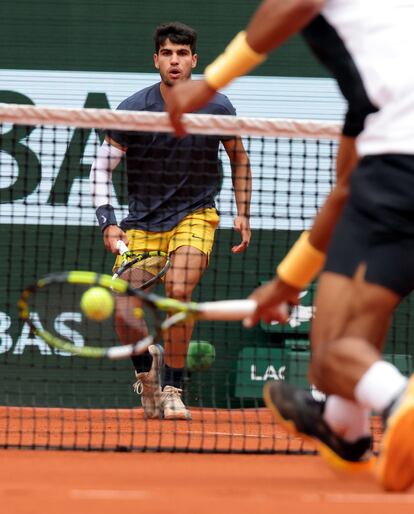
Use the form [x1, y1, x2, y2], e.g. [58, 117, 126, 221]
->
[90, 22, 252, 420]
[166, 0, 414, 491]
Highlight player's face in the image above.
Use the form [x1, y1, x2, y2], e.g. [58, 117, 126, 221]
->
[154, 39, 197, 87]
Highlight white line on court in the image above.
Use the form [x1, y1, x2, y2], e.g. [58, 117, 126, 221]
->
[69, 489, 148, 500]
[181, 430, 275, 438]
[302, 493, 414, 504]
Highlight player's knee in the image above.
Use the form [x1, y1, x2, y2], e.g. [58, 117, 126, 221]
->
[166, 283, 192, 302]
[115, 314, 147, 345]
[117, 327, 145, 345]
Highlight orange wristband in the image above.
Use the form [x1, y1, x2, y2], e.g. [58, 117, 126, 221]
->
[277, 232, 325, 289]
[204, 31, 266, 90]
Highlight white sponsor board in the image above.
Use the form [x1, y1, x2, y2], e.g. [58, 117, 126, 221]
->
[0, 310, 83, 356]
[0, 70, 345, 230]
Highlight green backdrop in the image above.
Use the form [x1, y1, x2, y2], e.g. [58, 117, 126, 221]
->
[0, 0, 326, 76]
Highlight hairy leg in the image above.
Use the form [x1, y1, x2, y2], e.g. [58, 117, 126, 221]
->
[164, 246, 208, 368]
[115, 267, 155, 344]
[310, 266, 400, 399]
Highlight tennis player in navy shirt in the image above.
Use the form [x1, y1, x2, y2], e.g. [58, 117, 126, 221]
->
[90, 22, 252, 420]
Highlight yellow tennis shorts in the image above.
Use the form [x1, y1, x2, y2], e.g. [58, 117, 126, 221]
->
[113, 208, 220, 273]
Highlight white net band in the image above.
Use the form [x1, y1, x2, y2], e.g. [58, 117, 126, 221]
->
[0, 103, 341, 139]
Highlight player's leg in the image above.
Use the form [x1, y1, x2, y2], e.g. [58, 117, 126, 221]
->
[114, 266, 154, 344]
[266, 155, 414, 486]
[160, 208, 219, 420]
[161, 245, 208, 419]
[114, 266, 164, 418]
[308, 164, 414, 485]
[265, 270, 393, 468]
[113, 229, 168, 419]
[310, 270, 401, 467]
[313, 274, 414, 491]
[311, 154, 414, 485]
[310, 268, 400, 396]
[264, 271, 404, 471]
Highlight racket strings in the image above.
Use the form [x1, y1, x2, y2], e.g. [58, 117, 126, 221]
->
[115, 251, 171, 290]
[25, 282, 151, 354]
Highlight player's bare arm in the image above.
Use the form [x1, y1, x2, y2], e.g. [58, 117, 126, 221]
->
[308, 135, 357, 252]
[245, 0, 325, 54]
[246, 135, 358, 326]
[223, 137, 252, 253]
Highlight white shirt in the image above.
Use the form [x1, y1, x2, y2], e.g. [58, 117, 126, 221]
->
[322, 0, 414, 156]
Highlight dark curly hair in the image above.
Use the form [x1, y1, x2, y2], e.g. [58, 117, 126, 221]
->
[154, 22, 197, 54]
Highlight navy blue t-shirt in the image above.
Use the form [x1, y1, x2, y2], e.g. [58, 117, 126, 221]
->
[107, 82, 236, 232]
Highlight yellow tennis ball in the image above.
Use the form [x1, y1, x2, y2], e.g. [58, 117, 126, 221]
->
[80, 287, 114, 321]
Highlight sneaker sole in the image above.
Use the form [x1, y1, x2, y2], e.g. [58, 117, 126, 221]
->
[143, 411, 160, 420]
[377, 375, 414, 491]
[263, 382, 375, 473]
[163, 410, 192, 421]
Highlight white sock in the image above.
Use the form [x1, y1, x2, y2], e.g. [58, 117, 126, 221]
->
[323, 395, 371, 442]
[355, 360, 408, 413]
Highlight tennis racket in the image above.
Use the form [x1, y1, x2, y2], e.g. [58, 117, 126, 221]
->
[113, 240, 170, 290]
[18, 270, 257, 360]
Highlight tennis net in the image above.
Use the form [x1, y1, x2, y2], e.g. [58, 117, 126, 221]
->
[0, 104, 411, 452]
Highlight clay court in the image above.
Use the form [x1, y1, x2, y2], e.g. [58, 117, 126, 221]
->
[2, 450, 414, 514]
[0, 407, 314, 452]
[1, 407, 414, 513]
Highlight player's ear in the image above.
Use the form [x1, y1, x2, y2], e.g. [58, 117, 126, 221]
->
[153, 53, 160, 69]
[192, 53, 198, 69]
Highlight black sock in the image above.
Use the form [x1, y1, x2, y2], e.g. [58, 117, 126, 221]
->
[162, 365, 184, 389]
[130, 351, 152, 374]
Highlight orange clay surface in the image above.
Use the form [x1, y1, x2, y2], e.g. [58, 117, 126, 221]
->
[1, 450, 414, 514]
[1, 407, 413, 513]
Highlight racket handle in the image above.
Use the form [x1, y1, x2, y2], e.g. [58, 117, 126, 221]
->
[196, 299, 291, 321]
[116, 240, 129, 255]
[197, 299, 258, 320]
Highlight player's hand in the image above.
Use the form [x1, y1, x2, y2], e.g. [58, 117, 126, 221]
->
[232, 215, 251, 253]
[103, 226, 128, 254]
[165, 80, 217, 137]
[243, 277, 300, 328]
